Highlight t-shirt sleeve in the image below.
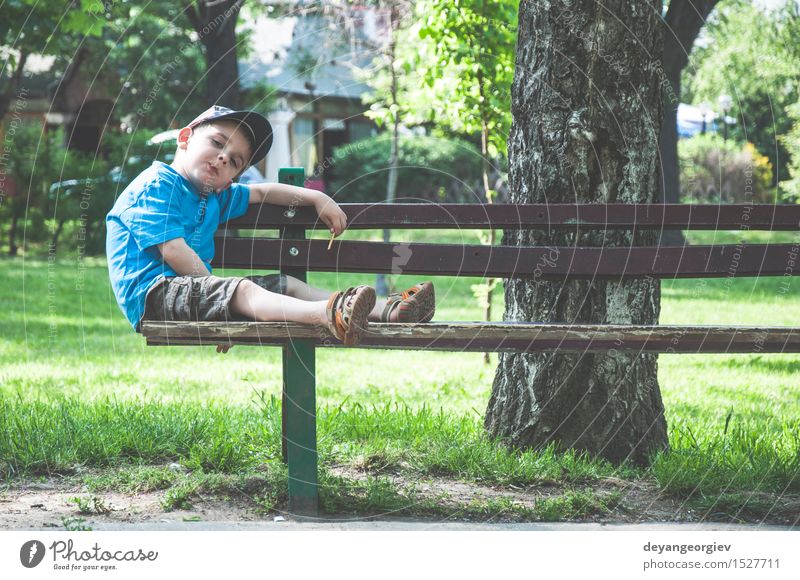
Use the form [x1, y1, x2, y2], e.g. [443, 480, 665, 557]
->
[218, 183, 251, 225]
[118, 180, 185, 251]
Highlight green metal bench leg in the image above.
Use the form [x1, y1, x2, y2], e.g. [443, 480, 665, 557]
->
[282, 339, 318, 515]
[277, 166, 318, 515]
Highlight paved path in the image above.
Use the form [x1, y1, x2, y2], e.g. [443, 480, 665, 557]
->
[53, 518, 798, 532]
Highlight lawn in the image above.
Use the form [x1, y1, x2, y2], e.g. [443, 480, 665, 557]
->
[1, 229, 799, 524]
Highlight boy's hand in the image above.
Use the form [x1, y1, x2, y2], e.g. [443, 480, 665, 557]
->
[314, 194, 347, 236]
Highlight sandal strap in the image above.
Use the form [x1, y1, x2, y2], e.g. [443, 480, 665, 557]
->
[388, 284, 421, 303]
[326, 291, 346, 340]
[327, 286, 370, 337]
[380, 294, 403, 322]
[381, 283, 427, 322]
[338, 286, 361, 325]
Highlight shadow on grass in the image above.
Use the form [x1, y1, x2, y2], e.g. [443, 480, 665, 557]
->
[716, 356, 800, 374]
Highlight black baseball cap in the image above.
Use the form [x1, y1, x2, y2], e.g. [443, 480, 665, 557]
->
[186, 105, 273, 166]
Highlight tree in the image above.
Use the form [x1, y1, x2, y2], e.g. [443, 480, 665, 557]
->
[684, 0, 799, 186]
[1, 0, 115, 255]
[658, 0, 720, 214]
[782, 101, 800, 200]
[77, 5, 208, 131]
[182, 0, 248, 108]
[1, 0, 110, 123]
[408, 0, 517, 360]
[485, 0, 669, 466]
[357, 1, 415, 297]
[777, 1, 800, 199]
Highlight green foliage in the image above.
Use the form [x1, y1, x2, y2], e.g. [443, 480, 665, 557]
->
[329, 134, 483, 203]
[0, 125, 175, 256]
[678, 133, 774, 203]
[239, 80, 280, 118]
[161, 480, 197, 511]
[533, 490, 622, 522]
[61, 517, 92, 531]
[0, 123, 112, 253]
[69, 495, 111, 515]
[83, 465, 179, 494]
[99, 127, 165, 175]
[404, 0, 517, 159]
[685, 0, 799, 184]
[780, 101, 800, 201]
[77, 5, 208, 131]
[651, 415, 800, 497]
[352, 2, 416, 131]
[1, 0, 118, 124]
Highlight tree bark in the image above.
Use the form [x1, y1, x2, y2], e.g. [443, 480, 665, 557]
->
[478, 70, 495, 364]
[377, 5, 402, 298]
[8, 209, 19, 256]
[0, 51, 28, 124]
[50, 218, 66, 253]
[485, 0, 669, 466]
[184, 1, 244, 108]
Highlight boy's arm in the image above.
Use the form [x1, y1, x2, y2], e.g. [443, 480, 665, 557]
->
[157, 238, 211, 277]
[248, 182, 347, 235]
[248, 182, 322, 207]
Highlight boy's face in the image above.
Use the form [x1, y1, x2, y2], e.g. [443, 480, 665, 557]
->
[175, 120, 253, 193]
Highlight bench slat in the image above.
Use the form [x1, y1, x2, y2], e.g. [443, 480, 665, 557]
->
[141, 321, 800, 354]
[226, 203, 800, 231]
[214, 238, 799, 278]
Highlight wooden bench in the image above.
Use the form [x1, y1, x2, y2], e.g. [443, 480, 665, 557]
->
[141, 167, 800, 515]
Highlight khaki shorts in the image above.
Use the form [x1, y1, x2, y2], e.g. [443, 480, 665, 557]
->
[139, 274, 287, 329]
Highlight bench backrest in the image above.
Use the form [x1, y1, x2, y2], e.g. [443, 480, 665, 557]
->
[215, 169, 800, 281]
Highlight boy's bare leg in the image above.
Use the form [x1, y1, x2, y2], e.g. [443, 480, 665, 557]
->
[284, 275, 388, 321]
[231, 279, 328, 325]
[283, 275, 332, 301]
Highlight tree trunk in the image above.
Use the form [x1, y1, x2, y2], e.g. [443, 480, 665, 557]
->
[377, 10, 401, 298]
[8, 209, 19, 256]
[658, 0, 719, 244]
[480, 118, 494, 364]
[378, 112, 399, 296]
[0, 52, 28, 124]
[50, 218, 66, 253]
[485, 0, 669, 466]
[185, 1, 243, 108]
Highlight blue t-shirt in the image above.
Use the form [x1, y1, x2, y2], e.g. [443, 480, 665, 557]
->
[106, 161, 250, 331]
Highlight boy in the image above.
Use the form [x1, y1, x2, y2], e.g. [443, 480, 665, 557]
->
[106, 106, 435, 349]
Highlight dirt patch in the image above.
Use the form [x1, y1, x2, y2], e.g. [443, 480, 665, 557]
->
[0, 480, 254, 530]
[1, 466, 798, 530]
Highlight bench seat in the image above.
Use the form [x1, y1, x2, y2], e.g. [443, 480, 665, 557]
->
[141, 321, 800, 354]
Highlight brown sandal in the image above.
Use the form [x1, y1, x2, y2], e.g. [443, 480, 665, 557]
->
[326, 285, 377, 346]
[380, 281, 435, 323]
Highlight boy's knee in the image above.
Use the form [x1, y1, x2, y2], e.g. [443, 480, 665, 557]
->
[283, 275, 302, 297]
[234, 279, 259, 301]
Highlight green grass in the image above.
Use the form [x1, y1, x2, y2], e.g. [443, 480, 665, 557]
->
[1, 243, 799, 521]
